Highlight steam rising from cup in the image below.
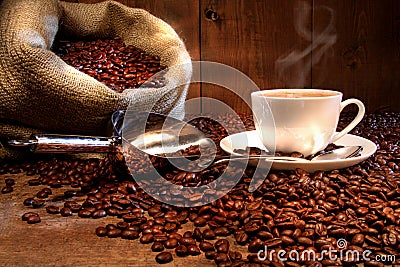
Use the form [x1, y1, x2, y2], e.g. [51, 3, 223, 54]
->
[275, 1, 337, 87]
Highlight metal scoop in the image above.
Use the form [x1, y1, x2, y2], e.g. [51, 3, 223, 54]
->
[7, 111, 215, 158]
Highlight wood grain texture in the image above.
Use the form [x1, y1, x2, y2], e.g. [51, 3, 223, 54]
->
[312, 0, 400, 112]
[64, 0, 400, 112]
[0, 172, 224, 266]
[200, 0, 313, 113]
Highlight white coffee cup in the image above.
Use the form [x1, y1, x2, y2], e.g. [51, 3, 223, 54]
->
[251, 89, 365, 156]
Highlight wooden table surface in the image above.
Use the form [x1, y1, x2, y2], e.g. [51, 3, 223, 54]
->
[0, 171, 225, 267]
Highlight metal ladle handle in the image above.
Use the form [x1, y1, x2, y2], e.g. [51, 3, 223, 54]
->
[8, 134, 120, 153]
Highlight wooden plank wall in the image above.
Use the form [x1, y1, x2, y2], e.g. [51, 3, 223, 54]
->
[64, 0, 400, 113]
[312, 0, 400, 112]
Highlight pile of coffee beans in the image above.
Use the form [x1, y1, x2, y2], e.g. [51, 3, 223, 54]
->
[52, 36, 167, 92]
[1, 111, 399, 266]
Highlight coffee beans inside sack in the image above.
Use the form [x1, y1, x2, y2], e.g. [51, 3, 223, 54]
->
[52, 36, 167, 93]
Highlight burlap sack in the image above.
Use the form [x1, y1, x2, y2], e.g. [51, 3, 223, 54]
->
[0, 0, 192, 160]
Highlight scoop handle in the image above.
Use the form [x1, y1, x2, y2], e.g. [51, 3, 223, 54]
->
[8, 134, 120, 153]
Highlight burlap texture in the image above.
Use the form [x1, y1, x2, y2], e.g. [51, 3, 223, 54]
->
[0, 0, 192, 160]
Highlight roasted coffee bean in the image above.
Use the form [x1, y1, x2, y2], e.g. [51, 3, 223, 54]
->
[164, 222, 177, 232]
[27, 215, 41, 224]
[187, 245, 201, 256]
[351, 233, 365, 246]
[92, 210, 107, 219]
[23, 197, 35, 206]
[106, 207, 120, 216]
[127, 225, 140, 232]
[215, 239, 230, 253]
[235, 230, 248, 245]
[257, 230, 274, 241]
[175, 245, 188, 257]
[121, 230, 139, 240]
[212, 215, 227, 225]
[46, 205, 60, 214]
[155, 252, 173, 264]
[41, 188, 52, 195]
[32, 199, 45, 208]
[328, 226, 346, 236]
[248, 238, 264, 253]
[189, 213, 198, 222]
[22, 212, 39, 221]
[168, 233, 182, 240]
[142, 228, 153, 235]
[193, 227, 203, 241]
[365, 235, 381, 246]
[382, 232, 397, 246]
[164, 238, 179, 249]
[357, 206, 369, 216]
[297, 236, 313, 246]
[78, 209, 93, 218]
[106, 224, 118, 231]
[140, 233, 154, 244]
[183, 231, 193, 238]
[148, 206, 162, 216]
[5, 178, 15, 186]
[347, 228, 361, 236]
[193, 216, 207, 227]
[179, 237, 196, 246]
[199, 241, 214, 252]
[214, 227, 230, 236]
[1, 186, 13, 194]
[28, 179, 41, 186]
[153, 234, 168, 243]
[214, 253, 229, 264]
[228, 251, 242, 261]
[205, 250, 217, 260]
[281, 235, 296, 245]
[122, 214, 139, 223]
[60, 207, 72, 217]
[36, 190, 49, 199]
[107, 229, 122, 238]
[151, 242, 165, 252]
[48, 179, 62, 188]
[96, 227, 108, 237]
[202, 229, 216, 240]
[116, 222, 129, 230]
[265, 238, 283, 248]
[64, 201, 81, 212]
[64, 190, 79, 198]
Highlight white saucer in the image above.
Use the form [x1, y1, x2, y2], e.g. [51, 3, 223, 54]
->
[220, 131, 377, 172]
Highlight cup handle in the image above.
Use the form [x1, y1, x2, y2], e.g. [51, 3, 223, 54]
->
[331, 98, 365, 143]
